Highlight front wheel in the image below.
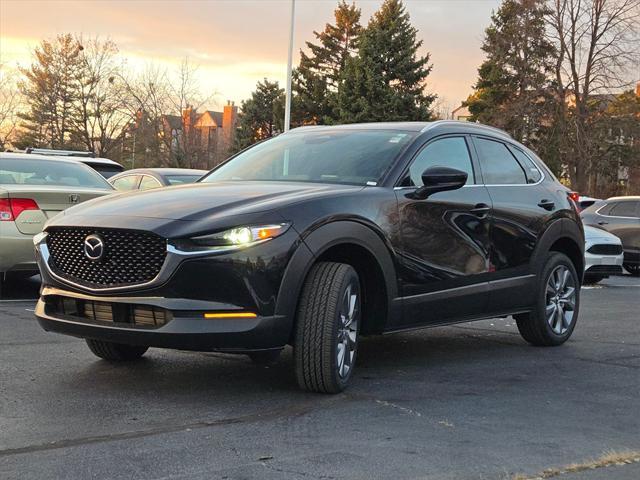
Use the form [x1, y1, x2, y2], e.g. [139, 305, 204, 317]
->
[86, 339, 148, 361]
[294, 262, 361, 393]
[515, 252, 580, 346]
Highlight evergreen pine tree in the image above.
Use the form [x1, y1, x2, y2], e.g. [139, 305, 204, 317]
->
[234, 79, 285, 151]
[17, 34, 84, 149]
[337, 0, 435, 123]
[465, 0, 557, 147]
[294, 1, 362, 124]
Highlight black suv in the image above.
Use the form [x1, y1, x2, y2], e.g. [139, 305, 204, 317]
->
[34, 121, 584, 393]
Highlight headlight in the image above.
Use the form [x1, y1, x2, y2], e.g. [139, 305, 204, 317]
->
[170, 223, 291, 253]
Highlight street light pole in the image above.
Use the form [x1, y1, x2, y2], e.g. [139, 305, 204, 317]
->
[284, 0, 295, 132]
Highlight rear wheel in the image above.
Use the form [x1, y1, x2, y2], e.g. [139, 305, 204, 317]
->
[294, 262, 360, 394]
[624, 263, 640, 276]
[85, 339, 148, 361]
[515, 252, 580, 346]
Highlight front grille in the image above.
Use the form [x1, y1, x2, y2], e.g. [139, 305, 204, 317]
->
[48, 296, 171, 328]
[46, 227, 167, 288]
[587, 244, 623, 255]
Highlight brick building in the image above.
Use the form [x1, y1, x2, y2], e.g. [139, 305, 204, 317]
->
[163, 101, 238, 169]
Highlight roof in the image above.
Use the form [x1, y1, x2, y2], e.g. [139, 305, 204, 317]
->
[20, 149, 122, 167]
[606, 196, 640, 201]
[163, 115, 183, 130]
[204, 111, 224, 126]
[120, 168, 208, 176]
[0, 151, 98, 166]
[288, 120, 511, 138]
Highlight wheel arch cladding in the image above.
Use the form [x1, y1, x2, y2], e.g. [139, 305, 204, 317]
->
[532, 219, 585, 279]
[275, 221, 398, 337]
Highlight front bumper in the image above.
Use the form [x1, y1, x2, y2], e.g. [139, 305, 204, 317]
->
[35, 287, 289, 352]
[584, 240, 624, 277]
[33, 224, 307, 352]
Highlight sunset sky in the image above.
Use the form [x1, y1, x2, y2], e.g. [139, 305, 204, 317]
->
[0, 0, 501, 111]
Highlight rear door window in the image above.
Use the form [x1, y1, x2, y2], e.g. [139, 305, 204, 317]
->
[474, 137, 528, 185]
[111, 175, 140, 191]
[508, 146, 542, 184]
[139, 176, 163, 190]
[608, 201, 639, 218]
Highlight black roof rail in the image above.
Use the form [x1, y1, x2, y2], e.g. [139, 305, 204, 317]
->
[25, 147, 97, 158]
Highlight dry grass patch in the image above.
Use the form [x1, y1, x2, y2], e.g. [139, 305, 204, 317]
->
[513, 450, 640, 479]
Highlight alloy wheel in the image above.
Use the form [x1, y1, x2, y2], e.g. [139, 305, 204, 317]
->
[336, 282, 359, 379]
[545, 265, 576, 335]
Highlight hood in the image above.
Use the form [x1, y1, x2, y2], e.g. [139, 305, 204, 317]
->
[48, 181, 364, 232]
[583, 224, 620, 243]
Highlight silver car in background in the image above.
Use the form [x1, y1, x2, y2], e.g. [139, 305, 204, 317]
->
[583, 225, 624, 284]
[0, 153, 114, 292]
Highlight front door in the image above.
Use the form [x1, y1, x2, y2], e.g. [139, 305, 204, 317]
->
[394, 135, 492, 328]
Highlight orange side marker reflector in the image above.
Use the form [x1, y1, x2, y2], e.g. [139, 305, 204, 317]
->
[203, 312, 257, 319]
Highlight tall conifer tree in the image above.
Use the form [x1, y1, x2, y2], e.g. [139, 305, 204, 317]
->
[337, 0, 435, 123]
[294, 1, 362, 124]
[465, 0, 557, 149]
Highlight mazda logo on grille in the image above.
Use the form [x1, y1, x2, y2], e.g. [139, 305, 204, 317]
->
[84, 234, 105, 261]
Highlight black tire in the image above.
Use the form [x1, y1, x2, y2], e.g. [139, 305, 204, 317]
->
[515, 252, 580, 346]
[583, 274, 605, 284]
[624, 263, 640, 276]
[85, 339, 148, 361]
[248, 349, 282, 365]
[294, 262, 361, 394]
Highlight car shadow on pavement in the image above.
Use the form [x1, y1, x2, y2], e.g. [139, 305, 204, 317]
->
[0, 274, 41, 300]
[50, 325, 528, 399]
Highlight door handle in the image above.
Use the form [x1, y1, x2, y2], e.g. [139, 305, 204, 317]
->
[597, 221, 609, 226]
[537, 199, 555, 211]
[470, 203, 490, 217]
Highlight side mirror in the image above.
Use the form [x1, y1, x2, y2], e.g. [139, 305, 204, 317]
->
[414, 166, 468, 199]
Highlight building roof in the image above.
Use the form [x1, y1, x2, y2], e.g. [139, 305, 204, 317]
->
[163, 115, 182, 130]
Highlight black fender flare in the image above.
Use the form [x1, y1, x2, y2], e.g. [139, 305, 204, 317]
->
[530, 218, 585, 275]
[275, 220, 399, 334]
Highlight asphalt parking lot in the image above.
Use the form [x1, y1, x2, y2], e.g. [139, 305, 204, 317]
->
[1, 275, 639, 480]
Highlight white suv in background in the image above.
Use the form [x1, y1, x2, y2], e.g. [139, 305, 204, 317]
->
[583, 225, 624, 284]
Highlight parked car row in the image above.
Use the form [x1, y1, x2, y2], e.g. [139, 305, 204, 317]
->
[32, 121, 588, 393]
[3, 123, 640, 392]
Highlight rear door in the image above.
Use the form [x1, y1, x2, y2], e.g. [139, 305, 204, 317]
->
[394, 135, 493, 328]
[596, 200, 640, 263]
[471, 136, 553, 314]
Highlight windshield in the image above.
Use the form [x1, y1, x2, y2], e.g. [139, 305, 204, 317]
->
[202, 129, 416, 186]
[166, 175, 203, 185]
[0, 158, 113, 189]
